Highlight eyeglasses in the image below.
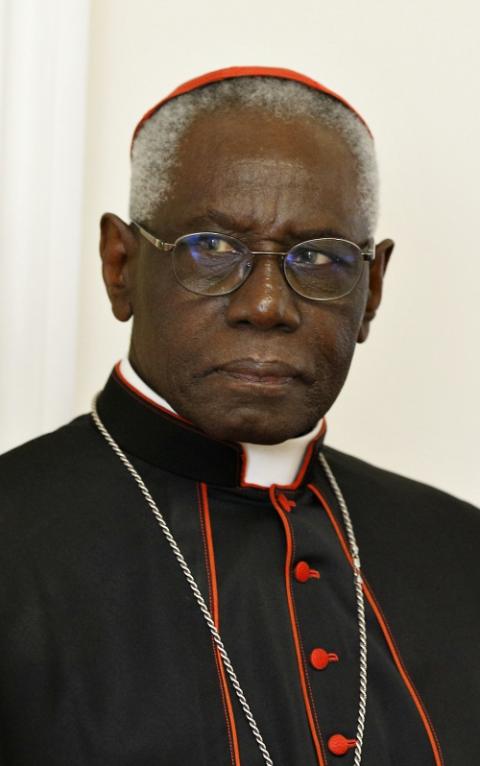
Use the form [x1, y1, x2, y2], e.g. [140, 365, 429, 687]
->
[131, 221, 375, 301]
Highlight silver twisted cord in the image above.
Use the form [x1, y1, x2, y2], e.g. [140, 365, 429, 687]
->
[319, 452, 367, 766]
[90, 397, 275, 766]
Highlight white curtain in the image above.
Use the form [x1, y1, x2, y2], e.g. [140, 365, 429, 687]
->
[0, 0, 90, 452]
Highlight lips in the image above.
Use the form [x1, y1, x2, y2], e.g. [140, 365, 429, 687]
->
[211, 358, 305, 385]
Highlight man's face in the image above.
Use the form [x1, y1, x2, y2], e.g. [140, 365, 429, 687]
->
[105, 109, 386, 444]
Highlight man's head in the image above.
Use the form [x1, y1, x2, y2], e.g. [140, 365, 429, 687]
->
[100, 69, 393, 444]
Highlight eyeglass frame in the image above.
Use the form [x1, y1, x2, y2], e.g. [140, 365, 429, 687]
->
[131, 220, 376, 302]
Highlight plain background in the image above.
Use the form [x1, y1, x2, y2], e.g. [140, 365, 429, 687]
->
[1, 0, 479, 505]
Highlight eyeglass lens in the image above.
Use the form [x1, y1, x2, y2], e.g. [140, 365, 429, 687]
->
[173, 232, 364, 300]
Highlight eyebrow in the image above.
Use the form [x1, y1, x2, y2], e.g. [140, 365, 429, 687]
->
[291, 227, 351, 241]
[185, 208, 351, 242]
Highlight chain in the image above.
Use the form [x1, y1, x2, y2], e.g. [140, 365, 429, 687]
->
[90, 396, 274, 766]
[91, 395, 367, 766]
[319, 452, 367, 766]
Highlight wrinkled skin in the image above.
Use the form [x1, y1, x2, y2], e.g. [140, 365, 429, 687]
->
[100, 109, 393, 444]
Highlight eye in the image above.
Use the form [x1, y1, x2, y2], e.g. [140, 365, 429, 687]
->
[297, 248, 335, 266]
[288, 239, 358, 269]
[203, 235, 238, 254]
[289, 244, 337, 267]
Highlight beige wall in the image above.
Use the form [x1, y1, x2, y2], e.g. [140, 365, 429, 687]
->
[0, 0, 89, 451]
[75, 0, 479, 504]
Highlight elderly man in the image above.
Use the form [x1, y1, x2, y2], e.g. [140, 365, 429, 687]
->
[0, 67, 478, 766]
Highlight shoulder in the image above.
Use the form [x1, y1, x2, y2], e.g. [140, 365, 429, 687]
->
[322, 443, 478, 521]
[320, 442, 480, 596]
[321, 444, 480, 573]
[0, 415, 115, 539]
[0, 414, 104, 484]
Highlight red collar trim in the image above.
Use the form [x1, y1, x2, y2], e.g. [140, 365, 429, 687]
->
[114, 361, 190, 425]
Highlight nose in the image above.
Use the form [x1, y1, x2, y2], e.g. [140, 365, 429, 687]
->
[224, 254, 301, 331]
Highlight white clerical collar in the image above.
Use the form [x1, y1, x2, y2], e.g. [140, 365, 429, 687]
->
[119, 357, 324, 488]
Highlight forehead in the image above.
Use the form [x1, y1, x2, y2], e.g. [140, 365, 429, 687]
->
[157, 108, 365, 241]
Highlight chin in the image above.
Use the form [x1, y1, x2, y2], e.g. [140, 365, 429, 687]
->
[197, 410, 318, 445]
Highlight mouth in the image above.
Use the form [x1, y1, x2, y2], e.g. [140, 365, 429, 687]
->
[209, 358, 305, 387]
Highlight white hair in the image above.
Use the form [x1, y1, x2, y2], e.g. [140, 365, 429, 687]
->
[130, 77, 379, 234]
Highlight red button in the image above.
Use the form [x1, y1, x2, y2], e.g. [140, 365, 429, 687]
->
[328, 734, 357, 756]
[294, 561, 321, 583]
[310, 647, 339, 670]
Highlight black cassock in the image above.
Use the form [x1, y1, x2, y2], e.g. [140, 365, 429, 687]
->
[1, 366, 479, 766]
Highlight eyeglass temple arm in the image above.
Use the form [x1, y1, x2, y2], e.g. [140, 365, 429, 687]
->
[363, 240, 376, 262]
[131, 221, 173, 252]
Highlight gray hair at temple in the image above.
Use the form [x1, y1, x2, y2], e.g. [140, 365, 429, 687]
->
[129, 77, 379, 234]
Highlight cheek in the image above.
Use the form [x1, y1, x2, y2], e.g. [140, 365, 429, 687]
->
[308, 319, 356, 395]
[130, 257, 187, 375]
[310, 292, 366, 363]
[305, 289, 368, 398]
[133, 269, 221, 388]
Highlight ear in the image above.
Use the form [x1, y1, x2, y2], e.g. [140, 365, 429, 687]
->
[357, 238, 394, 343]
[99, 213, 138, 322]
